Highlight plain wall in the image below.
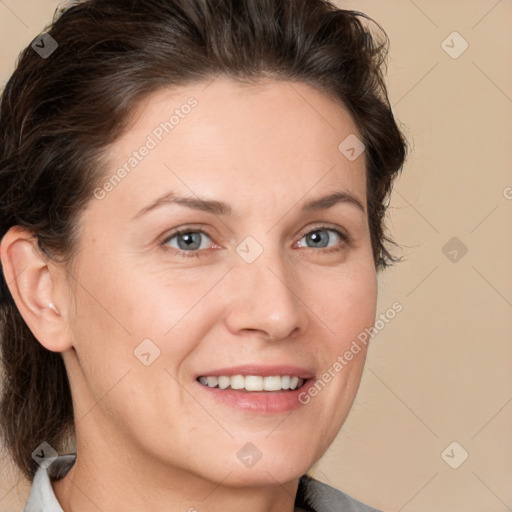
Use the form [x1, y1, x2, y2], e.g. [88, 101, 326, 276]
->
[0, 1, 511, 511]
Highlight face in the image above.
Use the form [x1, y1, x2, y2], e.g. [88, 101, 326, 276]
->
[59, 77, 377, 486]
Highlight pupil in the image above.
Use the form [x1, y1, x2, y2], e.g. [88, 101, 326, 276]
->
[179, 232, 201, 250]
[308, 231, 327, 248]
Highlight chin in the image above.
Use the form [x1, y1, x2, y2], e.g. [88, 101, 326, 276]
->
[202, 444, 318, 488]
[214, 464, 310, 489]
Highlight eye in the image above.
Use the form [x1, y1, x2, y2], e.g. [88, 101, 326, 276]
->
[296, 227, 348, 251]
[161, 225, 349, 259]
[162, 229, 214, 258]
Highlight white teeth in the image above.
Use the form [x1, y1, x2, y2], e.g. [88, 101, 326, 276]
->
[263, 376, 282, 391]
[198, 375, 305, 392]
[230, 375, 245, 389]
[245, 376, 263, 391]
[217, 376, 230, 389]
[206, 376, 218, 388]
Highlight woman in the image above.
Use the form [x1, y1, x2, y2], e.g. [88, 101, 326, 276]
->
[0, 0, 407, 510]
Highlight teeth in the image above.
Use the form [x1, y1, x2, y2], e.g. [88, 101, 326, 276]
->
[206, 376, 218, 388]
[218, 376, 230, 389]
[230, 375, 245, 389]
[263, 376, 281, 391]
[245, 375, 263, 391]
[198, 375, 305, 392]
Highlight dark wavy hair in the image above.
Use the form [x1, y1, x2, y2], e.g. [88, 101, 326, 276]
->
[0, 0, 407, 482]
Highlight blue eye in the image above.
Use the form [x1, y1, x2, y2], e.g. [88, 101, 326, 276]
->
[162, 229, 213, 258]
[297, 228, 347, 250]
[161, 226, 349, 259]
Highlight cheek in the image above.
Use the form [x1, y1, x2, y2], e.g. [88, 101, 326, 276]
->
[68, 279, 133, 394]
[302, 269, 377, 447]
[124, 260, 228, 330]
[302, 261, 377, 411]
[342, 272, 378, 335]
[309, 262, 378, 346]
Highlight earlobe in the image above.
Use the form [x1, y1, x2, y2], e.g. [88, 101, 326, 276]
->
[48, 302, 61, 314]
[0, 226, 72, 352]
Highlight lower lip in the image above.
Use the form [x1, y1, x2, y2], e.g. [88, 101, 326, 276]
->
[196, 379, 314, 414]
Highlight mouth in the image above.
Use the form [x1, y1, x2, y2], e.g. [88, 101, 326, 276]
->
[197, 374, 306, 392]
[194, 364, 315, 413]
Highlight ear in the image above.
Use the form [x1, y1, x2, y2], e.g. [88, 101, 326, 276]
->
[0, 226, 73, 352]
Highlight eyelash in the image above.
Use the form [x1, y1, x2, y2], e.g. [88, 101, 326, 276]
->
[161, 225, 350, 259]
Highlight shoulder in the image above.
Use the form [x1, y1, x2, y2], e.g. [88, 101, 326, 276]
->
[296, 474, 385, 512]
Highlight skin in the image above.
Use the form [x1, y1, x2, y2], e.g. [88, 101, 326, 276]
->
[1, 77, 378, 512]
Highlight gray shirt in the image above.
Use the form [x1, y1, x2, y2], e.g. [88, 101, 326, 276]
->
[24, 454, 384, 512]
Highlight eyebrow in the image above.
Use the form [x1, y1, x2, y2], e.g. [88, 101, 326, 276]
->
[132, 189, 366, 221]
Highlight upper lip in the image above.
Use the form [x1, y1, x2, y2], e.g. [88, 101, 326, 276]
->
[196, 364, 315, 379]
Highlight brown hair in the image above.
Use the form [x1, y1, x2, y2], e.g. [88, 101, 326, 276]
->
[0, 0, 407, 481]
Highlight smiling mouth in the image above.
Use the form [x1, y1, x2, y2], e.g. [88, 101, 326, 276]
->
[197, 375, 306, 392]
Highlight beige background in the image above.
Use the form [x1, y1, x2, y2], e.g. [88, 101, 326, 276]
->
[1, 1, 511, 511]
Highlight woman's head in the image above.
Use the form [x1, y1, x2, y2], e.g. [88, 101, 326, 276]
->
[0, 0, 407, 485]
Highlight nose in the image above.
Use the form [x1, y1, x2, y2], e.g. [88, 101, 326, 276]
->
[223, 245, 309, 342]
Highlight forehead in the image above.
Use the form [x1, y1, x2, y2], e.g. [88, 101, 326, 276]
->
[93, 77, 366, 220]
